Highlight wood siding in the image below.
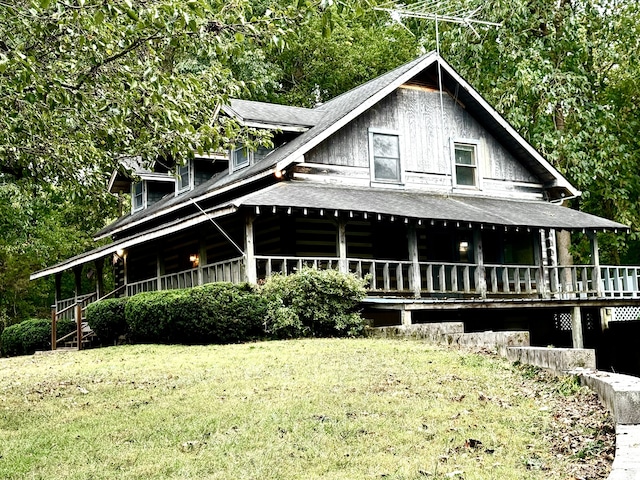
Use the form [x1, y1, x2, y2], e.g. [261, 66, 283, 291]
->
[305, 86, 542, 198]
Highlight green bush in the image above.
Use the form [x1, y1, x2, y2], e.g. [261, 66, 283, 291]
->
[261, 268, 368, 338]
[125, 283, 267, 344]
[1, 318, 75, 357]
[86, 297, 129, 345]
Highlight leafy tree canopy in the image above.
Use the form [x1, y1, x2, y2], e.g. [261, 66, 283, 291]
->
[0, 0, 344, 194]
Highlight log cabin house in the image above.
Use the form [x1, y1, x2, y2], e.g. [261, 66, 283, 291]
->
[31, 52, 639, 352]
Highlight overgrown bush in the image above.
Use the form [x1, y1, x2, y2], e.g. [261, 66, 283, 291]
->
[261, 268, 368, 338]
[86, 297, 129, 345]
[125, 283, 267, 344]
[1, 318, 75, 356]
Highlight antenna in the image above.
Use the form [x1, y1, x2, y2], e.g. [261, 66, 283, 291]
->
[374, 0, 501, 190]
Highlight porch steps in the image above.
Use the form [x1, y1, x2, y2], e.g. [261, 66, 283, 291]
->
[57, 322, 96, 350]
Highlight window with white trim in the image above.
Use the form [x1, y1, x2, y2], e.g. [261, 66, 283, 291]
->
[132, 181, 144, 211]
[453, 142, 478, 188]
[231, 145, 250, 171]
[370, 131, 401, 183]
[176, 162, 191, 193]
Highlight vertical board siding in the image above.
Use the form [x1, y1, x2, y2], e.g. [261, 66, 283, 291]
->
[306, 85, 540, 188]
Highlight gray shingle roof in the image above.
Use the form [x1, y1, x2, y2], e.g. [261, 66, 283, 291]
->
[236, 181, 627, 231]
[97, 52, 584, 240]
[226, 99, 324, 128]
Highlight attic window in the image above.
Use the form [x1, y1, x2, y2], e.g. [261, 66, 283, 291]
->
[453, 142, 479, 188]
[232, 146, 250, 170]
[132, 181, 144, 211]
[176, 162, 192, 193]
[369, 130, 402, 183]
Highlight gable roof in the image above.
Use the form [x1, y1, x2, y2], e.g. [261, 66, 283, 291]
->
[96, 52, 580, 241]
[223, 99, 323, 131]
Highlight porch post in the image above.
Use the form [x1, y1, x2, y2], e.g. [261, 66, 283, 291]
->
[54, 273, 62, 308]
[156, 252, 164, 291]
[534, 229, 546, 298]
[51, 305, 57, 351]
[73, 266, 82, 301]
[198, 239, 207, 286]
[547, 229, 560, 297]
[401, 309, 412, 326]
[588, 231, 603, 297]
[571, 306, 584, 349]
[245, 213, 257, 284]
[337, 219, 348, 274]
[407, 223, 421, 298]
[95, 259, 104, 300]
[76, 302, 83, 351]
[473, 227, 486, 298]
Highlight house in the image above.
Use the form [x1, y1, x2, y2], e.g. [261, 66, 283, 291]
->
[31, 52, 639, 351]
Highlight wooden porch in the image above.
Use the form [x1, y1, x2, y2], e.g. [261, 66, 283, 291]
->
[54, 255, 640, 319]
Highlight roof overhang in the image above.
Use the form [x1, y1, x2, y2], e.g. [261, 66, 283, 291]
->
[235, 181, 628, 232]
[30, 204, 238, 281]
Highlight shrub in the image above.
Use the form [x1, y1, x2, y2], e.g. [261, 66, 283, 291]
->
[125, 283, 267, 344]
[261, 268, 368, 338]
[1, 318, 75, 357]
[86, 297, 129, 345]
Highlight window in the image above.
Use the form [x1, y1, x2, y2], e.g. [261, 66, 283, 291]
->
[176, 162, 191, 193]
[232, 146, 250, 171]
[132, 181, 144, 211]
[453, 142, 478, 187]
[370, 131, 401, 183]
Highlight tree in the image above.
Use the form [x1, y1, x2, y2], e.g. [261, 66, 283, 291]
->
[418, 0, 640, 263]
[0, 0, 341, 194]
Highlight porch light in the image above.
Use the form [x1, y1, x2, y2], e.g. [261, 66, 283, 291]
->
[189, 253, 200, 268]
[459, 241, 469, 254]
[274, 169, 286, 179]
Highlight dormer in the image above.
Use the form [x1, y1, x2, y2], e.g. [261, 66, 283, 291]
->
[174, 154, 229, 195]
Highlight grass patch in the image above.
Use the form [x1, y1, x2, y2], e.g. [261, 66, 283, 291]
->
[0, 339, 604, 479]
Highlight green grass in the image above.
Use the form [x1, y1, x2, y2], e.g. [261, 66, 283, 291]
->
[0, 339, 597, 479]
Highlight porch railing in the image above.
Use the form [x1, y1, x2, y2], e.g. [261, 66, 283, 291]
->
[64, 258, 640, 312]
[126, 256, 245, 296]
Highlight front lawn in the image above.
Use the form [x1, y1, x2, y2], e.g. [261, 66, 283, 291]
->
[0, 338, 612, 479]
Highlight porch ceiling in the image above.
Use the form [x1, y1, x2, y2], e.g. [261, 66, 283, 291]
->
[236, 181, 628, 232]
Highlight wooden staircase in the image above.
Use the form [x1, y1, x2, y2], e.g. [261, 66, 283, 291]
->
[55, 322, 96, 350]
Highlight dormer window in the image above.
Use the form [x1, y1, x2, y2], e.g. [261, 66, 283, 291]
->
[132, 181, 144, 211]
[176, 161, 192, 193]
[452, 141, 480, 188]
[230, 144, 274, 173]
[369, 129, 402, 183]
[232, 146, 250, 171]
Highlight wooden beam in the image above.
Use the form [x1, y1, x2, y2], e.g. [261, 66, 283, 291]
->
[337, 219, 348, 274]
[73, 266, 82, 301]
[245, 214, 257, 284]
[571, 306, 584, 349]
[473, 227, 486, 298]
[588, 231, 602, 297]
[407, 224, 421, 298]
[95, 259, 104, 299]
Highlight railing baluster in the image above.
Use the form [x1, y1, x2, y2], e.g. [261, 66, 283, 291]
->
[396, 263, 403, 291]
[463, 266, 470, 293]
[502, 268, 510, 293]
[426, 264, 433, 292]
[383, 263, 390, 291]
[451, 265, 458, 292]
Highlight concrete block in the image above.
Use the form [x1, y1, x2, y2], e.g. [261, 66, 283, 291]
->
[455, 331, 530, 356]
[578, 372, 640, 425]
[506, 346, 596, 372]
[367, 323, 464, 342]
[609, 425, 640, 480]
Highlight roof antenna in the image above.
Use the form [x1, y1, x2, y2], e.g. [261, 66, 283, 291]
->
[374, 0, 501, 189]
